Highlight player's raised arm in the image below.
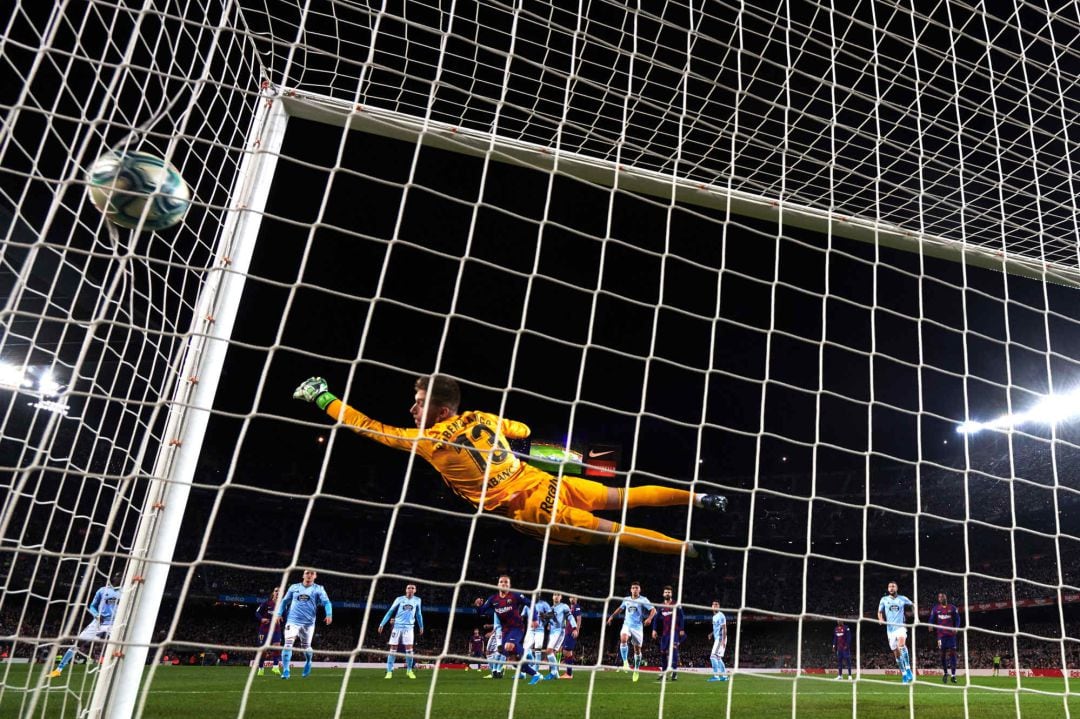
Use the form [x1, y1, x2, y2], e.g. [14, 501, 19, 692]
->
[293, 377, 421, 452]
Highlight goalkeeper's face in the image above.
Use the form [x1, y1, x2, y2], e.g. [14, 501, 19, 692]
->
[411, 389, 454, 428]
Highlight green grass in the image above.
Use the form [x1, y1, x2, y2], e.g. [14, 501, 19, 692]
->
[3, 666, 1077, 718]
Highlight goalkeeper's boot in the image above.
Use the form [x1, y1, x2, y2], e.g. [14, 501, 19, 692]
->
[693, 542, 719, 571]
[407, 670, 416, 679]
[700, 494, 729, 513]
[257, 668, 265, 676]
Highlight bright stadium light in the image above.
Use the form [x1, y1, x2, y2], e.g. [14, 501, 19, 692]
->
[37, 370, 60, 396]
[0, 363, 33, 390]
[957, 388, 1080, 434]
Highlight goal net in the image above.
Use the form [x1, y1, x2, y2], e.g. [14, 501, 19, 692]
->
[2, 1, 1077, 717]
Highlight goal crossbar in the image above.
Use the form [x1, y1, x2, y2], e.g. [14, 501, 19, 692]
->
[281, 88, 1080, 289]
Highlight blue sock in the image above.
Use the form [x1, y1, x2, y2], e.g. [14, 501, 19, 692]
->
[546, 652, 557, 673]
[406, 651, 414, 671]
[303, 652, 312, 672]
[620, 644, 628, 663]
[386, 654, 395, 672]
[901, 647, 911, 673]
[58, 649, 75, 671]
[281, 649, 292, 671]
[717, 657, 726, 674]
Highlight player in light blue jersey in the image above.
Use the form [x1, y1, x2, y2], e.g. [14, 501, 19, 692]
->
[482, 611, 505, 679]
[378, 583, 424, 679]
[273, 569, 332, 680]
[523, 596, 551, 677]
[877, 581, 914, 683]
[707, 601, 728, 682]
[606, 581, 656, 682]
[543, 593, 577, 680]
[50, 579, 122, 678]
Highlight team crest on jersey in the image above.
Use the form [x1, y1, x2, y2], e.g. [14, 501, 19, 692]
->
[298, 594, 311, 602]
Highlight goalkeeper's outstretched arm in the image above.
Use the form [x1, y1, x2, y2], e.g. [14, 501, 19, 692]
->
[293, 376, 421, 453]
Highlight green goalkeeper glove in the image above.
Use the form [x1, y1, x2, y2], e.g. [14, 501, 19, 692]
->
[293, 377, 338, 411]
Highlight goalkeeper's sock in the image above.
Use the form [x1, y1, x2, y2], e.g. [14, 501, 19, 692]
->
[58, 649, 75, 671]
[405, 651, 414, 672]
[386, 654, 395, 673]
[623, 486, 693, 508]
[620, 644, 628, 663]
[614, 525, 685, 555]
[281, 649, 292, 672]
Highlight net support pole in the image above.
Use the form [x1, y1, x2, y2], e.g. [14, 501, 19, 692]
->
[89, 87, 288, 719]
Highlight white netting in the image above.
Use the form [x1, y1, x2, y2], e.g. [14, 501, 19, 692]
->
[2, 1, 1078, 717]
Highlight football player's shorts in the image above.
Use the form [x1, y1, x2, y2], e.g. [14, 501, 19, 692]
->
[77, 619, 112, 642]
[658, 633, 680, 651]
[388, 626, 416, 646]
[711, 638, 727, 658]
[938, 635, 957, 650]
[507, 474, 612, 545]
[887, 627, 908, 651]
[620, 623, 644, 646]
[836, 649, 851, 660]
[501, 628, 524, 651]
[283, 622, 315, 649]
[546, 630, 566, 651]
[522, 628, 544, 652]
[562, 631, 577, 651]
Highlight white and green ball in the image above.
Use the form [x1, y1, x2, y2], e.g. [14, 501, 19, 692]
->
[86, 151, 191, 230]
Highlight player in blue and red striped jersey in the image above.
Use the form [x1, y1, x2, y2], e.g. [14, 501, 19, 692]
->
[928, 592, 961, 684]
[466, 628, 485, 671]
[832, 620, 853, 680]
[255, 587, 284, 676]
[474, 575, 542, 685]
[651, 586, 685, 682]
[559, 596, 583, 679]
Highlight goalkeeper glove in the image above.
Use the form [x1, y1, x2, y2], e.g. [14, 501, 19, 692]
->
[293, 377, 338, 411]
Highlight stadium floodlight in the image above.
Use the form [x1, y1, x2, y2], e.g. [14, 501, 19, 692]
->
[0, 362, 33, 390]
[957, 389, 1080, 434]
[37, 370, 61, 396]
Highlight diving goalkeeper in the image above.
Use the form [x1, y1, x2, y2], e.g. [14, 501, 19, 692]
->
[293, 375, 727, 562]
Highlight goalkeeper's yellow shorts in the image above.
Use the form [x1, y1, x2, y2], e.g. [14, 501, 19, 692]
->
[506, 472, 611, 545]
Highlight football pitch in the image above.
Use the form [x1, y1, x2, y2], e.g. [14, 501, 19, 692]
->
[4, 666, 1078, 718]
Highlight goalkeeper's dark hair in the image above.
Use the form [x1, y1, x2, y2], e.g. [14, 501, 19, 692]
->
[415, 374, 461, 412]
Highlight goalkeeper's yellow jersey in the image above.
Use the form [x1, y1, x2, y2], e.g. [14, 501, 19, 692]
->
[324, 399, 544, 511]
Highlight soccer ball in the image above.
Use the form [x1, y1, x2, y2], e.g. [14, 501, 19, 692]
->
[86, 151, 191, 230]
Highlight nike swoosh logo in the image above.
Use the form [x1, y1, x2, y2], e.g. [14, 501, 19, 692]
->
[588, 450, 614, 458]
